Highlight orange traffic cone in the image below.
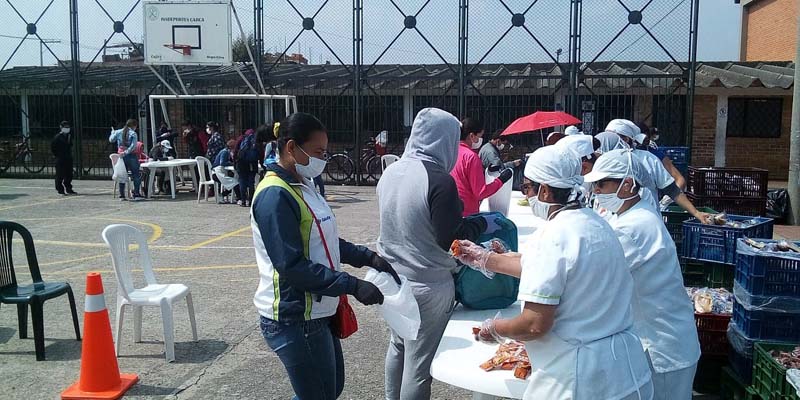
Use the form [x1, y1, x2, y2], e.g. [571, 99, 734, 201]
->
[62, 273, 138, 400]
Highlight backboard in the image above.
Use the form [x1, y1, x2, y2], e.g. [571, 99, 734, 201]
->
[143, 1, 232, 65]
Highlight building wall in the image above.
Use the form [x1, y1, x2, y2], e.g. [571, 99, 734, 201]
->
[725, 96, 792, 180]
[742, 0, 798, 61]
[690, 95, 718, 166]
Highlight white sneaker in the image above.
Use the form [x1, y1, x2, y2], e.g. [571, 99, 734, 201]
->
[237, 200, 243, 206]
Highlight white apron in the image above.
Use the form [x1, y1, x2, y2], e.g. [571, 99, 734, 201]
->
[523, 330, 652, 400]
[485, 168, 513, 216]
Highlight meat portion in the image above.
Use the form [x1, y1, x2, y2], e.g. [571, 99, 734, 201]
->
[477, 336, 531, 380]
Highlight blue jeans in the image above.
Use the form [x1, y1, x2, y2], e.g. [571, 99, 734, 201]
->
[238, 169, 256, 201]
[260, 316, 344, 400]
[119, 153, 141, 197]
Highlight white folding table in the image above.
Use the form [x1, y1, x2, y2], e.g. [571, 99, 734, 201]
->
[140, 159, 198, 199]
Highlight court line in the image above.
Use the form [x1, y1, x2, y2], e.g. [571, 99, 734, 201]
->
[185, 226, 250, 250]
[49, 263, 258, 276]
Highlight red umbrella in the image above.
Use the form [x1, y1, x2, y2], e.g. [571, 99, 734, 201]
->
[501, 111, 582, 136]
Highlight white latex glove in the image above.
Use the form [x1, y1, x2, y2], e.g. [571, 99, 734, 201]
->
[453, 240, 494, 278]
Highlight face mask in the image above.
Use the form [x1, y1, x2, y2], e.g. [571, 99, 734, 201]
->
[497, 143, 505, 151]
[652, 134, 660, 142]
[206, 128, 212, 134]
[594, 179, 638, 214]
[61, 127, 70, 134]
[472, 136, 483, 149]
[294, 145, 327, 180]
[528, 189, 563, 221]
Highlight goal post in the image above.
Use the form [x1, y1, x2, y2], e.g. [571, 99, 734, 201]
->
[147, 94, 298, 149]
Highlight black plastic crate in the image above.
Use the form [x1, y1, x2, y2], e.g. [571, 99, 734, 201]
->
[687, 167, 769, 198]
[687, 193, 767, 217]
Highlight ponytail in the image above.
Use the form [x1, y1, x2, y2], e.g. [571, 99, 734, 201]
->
[122, 119, 137, 147]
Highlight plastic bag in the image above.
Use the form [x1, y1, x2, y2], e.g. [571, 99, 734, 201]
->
[112, 156, 129, 182]
[767, 189, 789, 223]
[365, 270, 420, 340]
[485, 168, 513, 216]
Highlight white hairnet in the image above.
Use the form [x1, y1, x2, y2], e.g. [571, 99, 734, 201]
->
[523, 146, 584, 189]
[564, 125, 580, 136]
[595, 131, 629, 154]
[555, 135, 594, 159]
[605, 119, 640, 139]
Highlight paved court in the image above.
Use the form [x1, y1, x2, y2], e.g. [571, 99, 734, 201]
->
[0, 178, 471, 400]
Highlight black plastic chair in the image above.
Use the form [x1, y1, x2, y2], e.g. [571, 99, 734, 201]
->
[0, 221, 81, 360]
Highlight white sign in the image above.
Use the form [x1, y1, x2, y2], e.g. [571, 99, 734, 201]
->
[143, 1, 232, 66]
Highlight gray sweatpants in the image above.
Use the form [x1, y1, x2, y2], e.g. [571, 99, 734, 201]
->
[385, 279, 455, 400]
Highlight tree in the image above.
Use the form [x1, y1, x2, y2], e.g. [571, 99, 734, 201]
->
[232, 33, 256, 63]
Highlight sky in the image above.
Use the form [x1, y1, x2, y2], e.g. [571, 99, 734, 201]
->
[0, 0, 744, 69]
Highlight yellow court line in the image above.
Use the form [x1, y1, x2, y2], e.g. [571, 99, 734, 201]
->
[39, 253, 108, 267]
[186, 226, 250, 250]
[91, 217, 163, 243]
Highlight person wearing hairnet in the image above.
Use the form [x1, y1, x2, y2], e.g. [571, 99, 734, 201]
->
[453, 146, 653, 400]
[564, 125, 581, 136]
[602, 119, 711, 224]
[378, 108, 489, 400]
[554, 134, 601, 206]
[584, 149, 700, 400]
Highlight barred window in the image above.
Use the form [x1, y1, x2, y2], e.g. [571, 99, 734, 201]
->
[727, 98, 783, 138]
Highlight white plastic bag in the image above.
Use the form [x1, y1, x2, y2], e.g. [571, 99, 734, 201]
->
[364, 269, 420, 340]
[112, 156, 129, 182]
[485, 168, 513, 216]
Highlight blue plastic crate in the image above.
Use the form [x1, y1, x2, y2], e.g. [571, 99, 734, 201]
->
[735, 239, 800, 297]
[662, 146, 689, 164]
[682, 216, 774, 265]
[728, 323, 754, 384]
[673, 161, 688, 176]
[732, 301, 800, 342]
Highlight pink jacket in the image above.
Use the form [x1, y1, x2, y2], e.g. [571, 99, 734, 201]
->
[450, 142, 503, 216]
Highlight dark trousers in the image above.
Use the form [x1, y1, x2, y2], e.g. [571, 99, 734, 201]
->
[54, 158, 73, 193]
[261, 316, 344, 400]
[239, 169, 256, 202]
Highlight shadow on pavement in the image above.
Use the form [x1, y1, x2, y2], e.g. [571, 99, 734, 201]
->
[0, 337, 81, 361]
[0, 193, 28, 200]
[127, 383, 180, 397]
[119, 339, 229, 364]
[0, 327, 15, 344]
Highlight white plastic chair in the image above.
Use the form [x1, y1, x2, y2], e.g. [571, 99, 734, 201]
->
[381, 154, 400, 172]
[101, 224, 198, 362]
[212, 166, 239, 203]
[195, 156, 217, 204]
[109, 154, 132, 199]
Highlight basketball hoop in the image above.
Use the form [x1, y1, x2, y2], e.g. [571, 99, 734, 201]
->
[164, 44, 192, 56]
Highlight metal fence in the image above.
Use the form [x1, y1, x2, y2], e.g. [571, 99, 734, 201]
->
[0, 0, 699, 183]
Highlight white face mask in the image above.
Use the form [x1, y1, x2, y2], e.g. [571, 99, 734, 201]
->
[61, 127, 71, 134]
[472, 136, 483, 149]
[206, 128, 212, 134]
[528, 188, 564, 221]
[594, 178, 638, 214]
[652, 134, 660, 142]
[497, 143, 505, 151]
[294, 145, 327, 180]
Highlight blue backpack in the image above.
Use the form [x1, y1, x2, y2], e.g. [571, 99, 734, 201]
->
[238, 134, 259, 164]
[454, 212, 520, 310]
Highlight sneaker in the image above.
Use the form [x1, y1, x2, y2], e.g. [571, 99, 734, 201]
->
[119, 196, 127, 201]
[57, 192, 66, 196]
[66, 191, 78, 195]
[240, 201, 249, 207]
[131, 195, 145, 202]
[236, 200, 243, 206]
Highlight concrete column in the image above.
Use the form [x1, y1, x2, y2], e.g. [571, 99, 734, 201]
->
[714, 94, 728, 167]
[20, 94, 29, 136]
[403, 93, 413, 127]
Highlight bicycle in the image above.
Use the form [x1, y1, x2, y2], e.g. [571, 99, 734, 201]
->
[325, 138, 383, 184]
[0, 134, 46, 174]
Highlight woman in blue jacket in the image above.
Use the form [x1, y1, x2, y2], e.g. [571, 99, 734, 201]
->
[251, 112, 400, 400]
[109, 119, 143, 200]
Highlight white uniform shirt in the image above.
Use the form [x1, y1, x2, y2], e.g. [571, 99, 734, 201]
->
[607, 200, 701, 373]
[633, 150, 674, 212]
[519, 208, 652, 399]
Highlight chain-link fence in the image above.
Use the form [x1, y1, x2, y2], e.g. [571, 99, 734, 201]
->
[0, 0, 699, 183]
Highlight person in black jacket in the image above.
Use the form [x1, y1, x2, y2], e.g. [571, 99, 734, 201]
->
[51, 121, 76, 195]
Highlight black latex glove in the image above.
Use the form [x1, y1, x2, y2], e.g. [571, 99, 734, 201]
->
[487, 164, 502, 173]
[498, 168, 513, 183]
[370, 253, 401, 285]
[353, 279, 384, 305]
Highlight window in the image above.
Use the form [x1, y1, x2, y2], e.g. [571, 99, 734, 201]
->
[727, 98, 783, 138]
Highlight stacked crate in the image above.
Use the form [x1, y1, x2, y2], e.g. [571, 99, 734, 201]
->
[661, 146, 689, 175]
[728, 238, 800, 399]
[680, 215, 774, 394]
[686, 167, 768, 217]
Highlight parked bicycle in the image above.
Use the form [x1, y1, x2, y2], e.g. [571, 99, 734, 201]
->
[0, 135, 46, 174]
[325, 138, 383, 184]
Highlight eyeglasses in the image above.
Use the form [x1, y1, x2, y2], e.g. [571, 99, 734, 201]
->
[521, 182, 540, 195]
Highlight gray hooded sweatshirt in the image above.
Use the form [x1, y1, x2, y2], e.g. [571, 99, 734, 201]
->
[377, 108, 485, 284]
